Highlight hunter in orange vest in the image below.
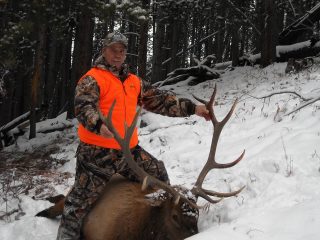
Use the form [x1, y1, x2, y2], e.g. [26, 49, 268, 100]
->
[78, 67, 140, 149]
[57, 32, 210, 240]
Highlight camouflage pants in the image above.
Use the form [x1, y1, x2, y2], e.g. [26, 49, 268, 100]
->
[56, 142, 169, 240]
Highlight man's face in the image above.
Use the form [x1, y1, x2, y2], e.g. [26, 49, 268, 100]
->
[102, 43, 127, 70]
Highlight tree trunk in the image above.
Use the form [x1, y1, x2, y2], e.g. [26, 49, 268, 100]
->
[126, 15, 138, 73]
[67, 8, 94, 119]
[181, 23, 189, 68]
[254, 0, 264, 54]
[151, 20, 165, 83]
[138, 18, 148, 79]
[194, 17, 203, 61]
[12, 57, 33, 124]
[169, 19, 180, 72]
[30, 23, 46, 139]
[214, 1, 226, 62]
[45, 35, 58, 114]
[59, 32, 73, 116]
[0, 68, 13, 126]
[46, 34, 64, 118]
[204, 20, 214, 58]
[190, 15, 196, 64]
[231, 24, 240, 66]
[261, 0, 277, 67]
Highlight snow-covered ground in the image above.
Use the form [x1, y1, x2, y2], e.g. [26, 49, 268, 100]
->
[1, 62, 320, 240]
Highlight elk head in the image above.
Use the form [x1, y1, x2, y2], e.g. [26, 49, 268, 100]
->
[139, 188, 199, 239]
[98, 84, 245, 238]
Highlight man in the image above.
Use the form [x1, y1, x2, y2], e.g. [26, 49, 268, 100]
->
[57, 31, 210, 239]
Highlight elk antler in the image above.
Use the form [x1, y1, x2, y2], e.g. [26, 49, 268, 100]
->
[99, 101, 199, 209]
[191, 85, 245, 204]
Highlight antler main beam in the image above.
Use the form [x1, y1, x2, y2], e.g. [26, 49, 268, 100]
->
[99, 101, 200, 209]
[191, 85, 245, 204]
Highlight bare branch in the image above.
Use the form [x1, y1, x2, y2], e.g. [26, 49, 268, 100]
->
[249, 91, 311, 101]
[285, 96, 320, 116]
[250, 90, 320, 116]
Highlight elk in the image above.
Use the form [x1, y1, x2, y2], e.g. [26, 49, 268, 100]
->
[36, 86, 245, 240]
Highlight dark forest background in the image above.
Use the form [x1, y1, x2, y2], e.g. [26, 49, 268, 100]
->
[1, 0, 320, 138]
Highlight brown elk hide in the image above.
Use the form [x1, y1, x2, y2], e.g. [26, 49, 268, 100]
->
[83, 175, 198, 240]
[83, 174, 154, 240]
[36, 174, 198, 240]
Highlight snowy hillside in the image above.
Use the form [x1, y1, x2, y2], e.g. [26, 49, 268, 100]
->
[1, 62, 320, 240]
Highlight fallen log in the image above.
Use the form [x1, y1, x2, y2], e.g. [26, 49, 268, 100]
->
[0, 111, 74, 149]
[154, 55, 220, 87]
[0, 110, 38, 148]
[239, 39, 320, 66]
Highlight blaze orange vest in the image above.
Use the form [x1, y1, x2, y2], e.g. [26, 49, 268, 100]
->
[78, 67, 141, 149]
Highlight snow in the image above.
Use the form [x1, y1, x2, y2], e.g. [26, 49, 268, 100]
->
[1, 62, 320, 239]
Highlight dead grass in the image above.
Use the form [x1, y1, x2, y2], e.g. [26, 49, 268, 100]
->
[0, 145, 72, 222]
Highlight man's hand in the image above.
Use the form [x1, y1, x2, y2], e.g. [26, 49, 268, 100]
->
[195, 105, 210, 121]
[100, 124, 114, 138]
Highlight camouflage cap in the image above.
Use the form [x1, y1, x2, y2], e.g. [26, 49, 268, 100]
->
[103, 31, 128, 48]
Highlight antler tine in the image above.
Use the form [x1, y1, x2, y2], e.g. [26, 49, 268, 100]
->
[99, 100, 202, 209]
[193, 84, 218, 124]
[192, 94, 208, 105]
[194, 185, 246, 205]
[99, 100, 145, 179]
[202, 185, 246, 198]
[191, 86, 245, 204]
[195, 191, 222, 204]
[207, 84, 218, 124]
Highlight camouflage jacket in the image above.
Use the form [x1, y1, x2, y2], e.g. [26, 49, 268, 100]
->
[75, 59, 196, 135]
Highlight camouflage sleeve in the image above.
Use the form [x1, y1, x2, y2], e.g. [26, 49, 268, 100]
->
[139, 80, 196, 117]
[74, 76, 102, 133]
